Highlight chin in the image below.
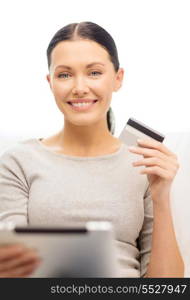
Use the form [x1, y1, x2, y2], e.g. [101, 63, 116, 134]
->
[68, 116, 102, 128]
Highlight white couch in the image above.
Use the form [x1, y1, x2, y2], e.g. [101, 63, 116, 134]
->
[164, 132, 190, 277]
[0, 133, 190, 277]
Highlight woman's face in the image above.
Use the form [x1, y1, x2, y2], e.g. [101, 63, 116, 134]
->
[47, 39, 124, 127]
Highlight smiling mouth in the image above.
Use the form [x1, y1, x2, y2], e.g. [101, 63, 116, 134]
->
[67, 100, 98, 106]
[66, 99, 98, 111]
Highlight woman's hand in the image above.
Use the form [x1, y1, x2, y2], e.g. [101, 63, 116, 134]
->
[0, 244, 41, 278]
[128, 139, 179, 203]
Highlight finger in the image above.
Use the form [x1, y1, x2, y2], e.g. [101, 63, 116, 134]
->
[133, 157, 178, 172]
[140, 166, 175, 180]
[16, 259, 41, 277]
[128, 146, 167, 160]
[129, 146, 179, 171]
[0, 249, 40, 273]
[0, 244, 27, 261]
[137, 139, 176, 157]
[0, 260, 41, 278]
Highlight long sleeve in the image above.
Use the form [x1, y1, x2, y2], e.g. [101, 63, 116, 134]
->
[0, 150, 29, 225]
[137, 185, 153, 277]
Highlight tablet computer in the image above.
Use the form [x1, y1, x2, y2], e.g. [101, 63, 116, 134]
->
[0, 221, 119, 277]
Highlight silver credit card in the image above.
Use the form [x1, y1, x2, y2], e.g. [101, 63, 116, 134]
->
[119, 118, 165, 146]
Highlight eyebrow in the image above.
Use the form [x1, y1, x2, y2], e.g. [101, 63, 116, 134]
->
[55, 62, 105, 70]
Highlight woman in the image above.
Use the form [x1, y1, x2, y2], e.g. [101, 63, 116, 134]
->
[0, 21, 184, 277]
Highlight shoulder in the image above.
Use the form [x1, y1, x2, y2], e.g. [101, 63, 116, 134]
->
[0, 139, 38, 166]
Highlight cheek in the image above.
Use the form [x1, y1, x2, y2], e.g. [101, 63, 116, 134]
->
[91, 77, 114, 96]
[51, 81, 71, 99]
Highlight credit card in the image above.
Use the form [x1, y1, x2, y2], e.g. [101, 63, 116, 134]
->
[119, 118, 165, 146]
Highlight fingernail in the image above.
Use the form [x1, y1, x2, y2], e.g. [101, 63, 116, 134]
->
[137, 139, 143, 143]
[15, 245, 26, 252]
[128, 146, 136, 150]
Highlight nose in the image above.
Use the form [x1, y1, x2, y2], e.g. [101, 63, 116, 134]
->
[72, 76, 90, 96]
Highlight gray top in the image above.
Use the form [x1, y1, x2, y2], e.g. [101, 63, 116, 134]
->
[0, 139, 153, 277]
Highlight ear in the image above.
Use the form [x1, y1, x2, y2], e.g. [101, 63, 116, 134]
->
[113, 68, 124, 92]
[46, 74, 52, 90]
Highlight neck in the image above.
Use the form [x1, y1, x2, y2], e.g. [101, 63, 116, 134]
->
[56, 119, 120, 156]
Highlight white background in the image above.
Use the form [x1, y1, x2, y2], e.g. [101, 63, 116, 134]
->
[0, 0, 190, 140]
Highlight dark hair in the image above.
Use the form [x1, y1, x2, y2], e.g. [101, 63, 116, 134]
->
[47, 21, 119, 134]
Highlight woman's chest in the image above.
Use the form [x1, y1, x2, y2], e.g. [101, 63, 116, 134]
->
[28, 168, 146, 243]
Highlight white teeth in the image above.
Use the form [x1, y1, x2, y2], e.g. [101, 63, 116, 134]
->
[72, 102, 93, 107]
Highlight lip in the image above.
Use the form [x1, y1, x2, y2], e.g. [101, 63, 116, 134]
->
[67, 99, 98, 112]
[67, 99, 97, 104]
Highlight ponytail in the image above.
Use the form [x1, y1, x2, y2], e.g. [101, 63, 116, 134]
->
[107, 107, 115, 135]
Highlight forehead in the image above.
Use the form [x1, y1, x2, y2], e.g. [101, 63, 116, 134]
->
[50, 39, 111, 69]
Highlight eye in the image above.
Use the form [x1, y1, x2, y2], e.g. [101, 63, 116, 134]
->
[90, 71, 102, 77]
[58, 73, 71, 79]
